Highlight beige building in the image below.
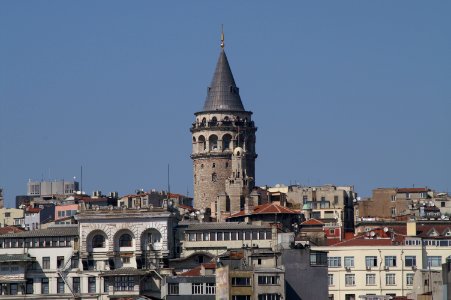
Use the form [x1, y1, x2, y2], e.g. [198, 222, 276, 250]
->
[0, 208, 24, 227]
[314, 221, 451, 300]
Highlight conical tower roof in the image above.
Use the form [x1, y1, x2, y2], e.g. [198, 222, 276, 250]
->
[203, 49, 245, 112]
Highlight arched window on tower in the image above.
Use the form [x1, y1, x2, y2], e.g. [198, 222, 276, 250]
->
[226, 196, 231, 212]
[212, 173, 217, 182]
[198, 135, 206, 152]
[222, 134, 232, 150]
[209, 135, 218, 151]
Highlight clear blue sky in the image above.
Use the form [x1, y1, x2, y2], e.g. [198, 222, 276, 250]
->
[1, 1, 450, 207]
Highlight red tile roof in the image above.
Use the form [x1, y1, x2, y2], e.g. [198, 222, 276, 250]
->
[26, 207, 41, 213]
[0, 226, 24, 235]
[301, 218, 324, 226]
[180, 263, 216, 276]
[228, 203, 298, 218]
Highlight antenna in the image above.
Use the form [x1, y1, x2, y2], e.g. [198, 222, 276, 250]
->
[80, 166, 83, 195]
[167, 164, 170, 198]
[220, 24, 225, 48]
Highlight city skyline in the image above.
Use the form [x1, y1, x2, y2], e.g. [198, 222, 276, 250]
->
[1, 1, 450, 207]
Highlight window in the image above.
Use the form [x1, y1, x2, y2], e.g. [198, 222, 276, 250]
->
[73, 277, 81, 293]
[26, 279, 33, 294]
[328, 274, 334, 286]
[258, 276, 279, 285]
[5, 212, 10, 217]
[71, 256, 79, 269]
[93, 235, 105, 248]
[258, 294, 280, 300]
[406, 273, 414, 285]
[212, 173, 217, 182]
[10, 283, 18, 295]
[386, 273, 396, 285]
[119, 234, 132, 247]
[114, 276, 134, 291]
[366, 274, 376, 285]
[42, 257, 50, 269]
[345, 295, 356, 300]
[405, 256, 416, 267]
[232, 277, 251, 286]
[310, 252, 327, 266]
[168, 283, 179, 295]
[57, 256, 64, 268]
[385, 256, 397, 267]
[391, 195, 396, 202]
[104, 278, 109, 293]
[334, 196, 339, 204]
[328, 257, 341, 268]
[41, 278, 49, 294]
[232, 296, 251, 300]
[344, 256, 354, 268]
[391, 207, 396, 216]
[57, 277, 65, 294]
[88, 276, 96, 293]
[427, 256, 442, 267]
[192, 283, 203, 294]
[122, 257, 130, 264]
[206, 282, 215, 294]
[345, 274, 355, 286]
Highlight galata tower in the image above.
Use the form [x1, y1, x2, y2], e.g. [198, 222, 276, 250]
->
[190, 33, 257, 217]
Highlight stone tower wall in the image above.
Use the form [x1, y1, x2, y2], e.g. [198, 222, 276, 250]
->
[191, 111, 256, 210]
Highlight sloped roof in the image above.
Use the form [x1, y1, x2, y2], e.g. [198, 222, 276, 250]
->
[228, 203, 298, 218]
[101, 267, 148, 276]
[202, 49, 245, 112]
[180, 263, 217, 276]
[301, 218, 324, 226]
[0, 254, 34, 262]
[0, 226, 24, 236]
[0, 226, 78, 238]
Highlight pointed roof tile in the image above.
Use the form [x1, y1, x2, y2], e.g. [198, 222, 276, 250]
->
[203, 49, 245, 112]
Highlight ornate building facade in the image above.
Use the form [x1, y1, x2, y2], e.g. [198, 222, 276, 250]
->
[190, 40, 257, 217]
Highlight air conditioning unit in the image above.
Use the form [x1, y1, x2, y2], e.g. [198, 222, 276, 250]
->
[366, 266, 372, 271]
[384, 266, 390, 271]
[412, 266, 417, 270]
[345, 266, 351, 271]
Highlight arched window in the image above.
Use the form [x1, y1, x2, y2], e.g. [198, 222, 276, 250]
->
[222, 134, 232, 150]
[119, 234, 132, 247]
[211, 117, 217, 126]
[201, 118, 206, 127]
[198, 135, 206, 152]
[212, 173, 217, 182]
[209, 135, 218, 151]
[92, 235, 105, 248]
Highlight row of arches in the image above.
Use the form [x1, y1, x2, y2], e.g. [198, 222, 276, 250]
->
[193, 134, 254, 153]
[86, 228, 162, 252]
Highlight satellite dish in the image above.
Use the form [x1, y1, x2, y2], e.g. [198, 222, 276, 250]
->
[383, 227, 389, 233]
[370, 231, 375, 237]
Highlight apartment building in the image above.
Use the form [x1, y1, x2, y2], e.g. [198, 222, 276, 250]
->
[314, 221, 451, 300]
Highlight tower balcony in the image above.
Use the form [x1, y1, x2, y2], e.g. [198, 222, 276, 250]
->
[190, 120, 256, 133]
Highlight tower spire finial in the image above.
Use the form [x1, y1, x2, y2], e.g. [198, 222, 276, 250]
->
[220, 24, 225, 49]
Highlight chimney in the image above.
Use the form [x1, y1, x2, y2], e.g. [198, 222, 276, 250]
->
[407, 219, 417, 236]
